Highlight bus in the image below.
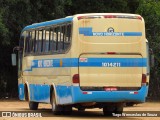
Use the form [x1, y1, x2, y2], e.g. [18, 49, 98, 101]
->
[14, 13, 150, 116]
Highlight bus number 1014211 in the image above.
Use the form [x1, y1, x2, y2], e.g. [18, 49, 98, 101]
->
[102, 62, 121, 67]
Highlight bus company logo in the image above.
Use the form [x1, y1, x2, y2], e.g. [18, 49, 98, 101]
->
[107, 27, 114, 32]
[79, 58, 88, 62]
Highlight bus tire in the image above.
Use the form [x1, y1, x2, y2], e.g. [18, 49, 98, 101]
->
[51, 90, 63, 115]
[103, 103, 124, 116]
[63, 105, 72, 115]
[78, 108, 85, 111]
[126, 102, 135, 107]
[103, 106, 115, 116]
[115, 103, 124, 114]
[29, 101, 39, 110]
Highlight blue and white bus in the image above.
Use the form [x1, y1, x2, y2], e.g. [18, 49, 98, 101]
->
[15, 13, 150, 116]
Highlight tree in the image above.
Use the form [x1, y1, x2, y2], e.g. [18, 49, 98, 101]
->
[136, 0, 160, 99]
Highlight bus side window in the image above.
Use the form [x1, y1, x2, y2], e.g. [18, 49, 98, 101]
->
[44, 28, 51, 53]
[30, 31, 35, 53]
[35, 30, 39, 53]
[28, 31, 32, 53]
[33, 30, 37, 53]
[55, 27, 59, 52]
[25, 32, 29, 54]
[37, 30, 42, 53]
[50, 27, 55, 52]
[58, 26, 63, 52]
[64, 24, 71, 51]
[62, 25, 65, 50]
[25, 31, 32, 54]
[42, 29, 46, 53]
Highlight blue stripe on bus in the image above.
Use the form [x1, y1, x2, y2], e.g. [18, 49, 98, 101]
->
[71, 85, 148, 103]
[21, 83, 148, 104]
[24, 58, 147, 72]
[22, 17, 73, 32]
[29, 84, 50, 103]
[79, 27, 142, 36]
[18, 84, 25, 100]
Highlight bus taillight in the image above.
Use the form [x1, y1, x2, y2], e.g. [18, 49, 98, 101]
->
[72, 74, 79, 83]
[104, 87, 117, 91]
[77, 16, 101, 20]
[104, 15, 142, 20]
[137, 16, 142, 20]
[104, 15, 117, 18]
[77, 16, 84, 20]
[142, 74, 147, 84]
[106, 52, 116, 54]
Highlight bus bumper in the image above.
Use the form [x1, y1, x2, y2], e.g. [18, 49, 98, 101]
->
[72, 85, 148, 103]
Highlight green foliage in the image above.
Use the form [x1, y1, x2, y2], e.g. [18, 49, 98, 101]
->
[0, 13, 9, 45]
[136, 0, 160, 99]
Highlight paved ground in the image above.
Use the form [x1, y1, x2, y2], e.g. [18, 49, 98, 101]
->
[0, 100, 160, 120]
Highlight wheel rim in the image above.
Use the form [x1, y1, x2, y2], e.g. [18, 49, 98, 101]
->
[52, 93, 56, 111]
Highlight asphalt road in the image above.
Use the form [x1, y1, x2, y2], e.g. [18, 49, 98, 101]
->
[0, 100, 160, 120]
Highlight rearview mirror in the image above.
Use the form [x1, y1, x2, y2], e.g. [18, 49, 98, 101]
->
[11, 53, 16, 66]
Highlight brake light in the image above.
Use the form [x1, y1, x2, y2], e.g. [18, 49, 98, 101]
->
[136, 16, 142, 20]
[82, 92, 88, 94]
[104, 87, 117, 91]
[134, 91, 138, 94]
[104, 15, 117, 18]
[107, 52, 116, 54]
[72, 74, 79, 83]
[77, 16, 84, 20]
[142, 74, 147, 84]
[104, 15, 142, 20]
[77, 16, 101, 20]
[78, 15, 142, 20]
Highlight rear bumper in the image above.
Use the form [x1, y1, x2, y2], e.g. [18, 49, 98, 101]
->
[72, 85, 148, 103]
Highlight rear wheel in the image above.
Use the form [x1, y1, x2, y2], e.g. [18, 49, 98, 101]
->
[126, 102, 135, 107]
[63, 105, 72, 115]
[103, 103, 124, 116]
[51, 90, 63, 115]
[29, 101, 39, 110]
[78, 108, 85, 111]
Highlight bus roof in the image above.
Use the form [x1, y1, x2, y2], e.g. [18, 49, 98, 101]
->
[22, 16, 73, 32]
[21, 13, 142, 33]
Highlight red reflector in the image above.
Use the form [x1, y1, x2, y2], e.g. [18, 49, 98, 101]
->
[72, 74, 79, 83]
[104, 87, 117, 91]
[83, 92, 88, 94]
[134, 92, 138, 94]
[77, 16, 84, 20]
[142, 74, 146, 83]
[104, 15, 116, 18]
[107, 52, 116, 54]
[137, 16, 142, 20]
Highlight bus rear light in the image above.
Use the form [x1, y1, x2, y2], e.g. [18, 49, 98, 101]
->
[78, 16, 101, 20]
[104, 15, 117, 18]
[72, 74, 79, 83]
[136, 16, 142, 20]
[104, 87, 117, 91]
[142, 74, 147, 84]
[77, 16, 84, 20]
[130, 91, 138, 94]
[106, 52, 116, 54]
[78, 15, 142, 20]
[104, 15, 142, 20]
[134, 91, 138, 94]
[82, 92, 88, 94]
